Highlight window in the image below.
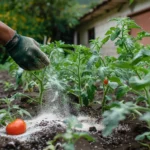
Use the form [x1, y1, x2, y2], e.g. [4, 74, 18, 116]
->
[88, 27, 95, 42]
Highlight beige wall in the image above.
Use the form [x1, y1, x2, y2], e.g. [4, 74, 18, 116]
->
[74, 0, 150, 57]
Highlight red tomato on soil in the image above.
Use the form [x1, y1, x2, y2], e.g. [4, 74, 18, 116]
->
[103, 79, 108, 85]
[6, 119, 26, 135]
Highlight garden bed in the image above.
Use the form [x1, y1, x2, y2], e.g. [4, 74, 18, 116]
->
[0, 71, 149, 150]
[0, 18, 150, 150]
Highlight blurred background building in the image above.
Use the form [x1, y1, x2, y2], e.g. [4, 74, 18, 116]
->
[74, 0, 150, 56]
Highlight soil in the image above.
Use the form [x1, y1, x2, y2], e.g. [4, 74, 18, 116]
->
[0, 71, 149, 150]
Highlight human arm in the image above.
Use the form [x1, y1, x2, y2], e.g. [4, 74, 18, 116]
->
[0, 21, 50, 70]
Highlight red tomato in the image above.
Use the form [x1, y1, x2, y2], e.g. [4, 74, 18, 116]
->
[6, 119, 26, 135]
[103, 79, 108, 85]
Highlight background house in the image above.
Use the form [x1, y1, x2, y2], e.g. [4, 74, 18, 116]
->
[74, 0, 150, 56]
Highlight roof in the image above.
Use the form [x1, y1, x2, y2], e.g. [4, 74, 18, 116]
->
[80, 0, 128, 23]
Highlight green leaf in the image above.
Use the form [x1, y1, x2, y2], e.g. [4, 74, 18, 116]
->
[81, 70, 92, 76]
[82, 92, 89, 106]
[63, 143, 75, 150]
[64, 116, 82, 129]
[87, 55, 99, 69]
[137, 67, 149, 75]
[101, 36, 110, 44]
[127, 20, 141, 29]
[12, 105, 19, 109]
[109, 18, 121, 22]
[105, 27, 116, 35]
[129, 0, 134, 5]
[147, 136, 150, 140]
[129, 72, 150, 90]
[18, 110, 23, 118]
[15, 68, 23, 85]
[0, 109, 8, 114]
[98, 67, 109, 78]
[19, 109, 32, 118]
[116, 85, 130, 99]
[140, 112, 150, 122]
[135, 132, 150, 141]
[137, 31, 150, 40]
[105, 95, 112, 101]
[109, 82, 118, 90]
[136, 96, 147, 103]
[117, 47, 123, 54]
[109, 76, 122, 84]
[87, 84, 96, 102]
[110, 27, 121, 41]
[102, 102, 133, 137]
[132, 49, 150, 65]
[112, 61, 132, 69]
[115, 39, 123, 47]
[62, 132, 73, 140]
[0, 113, 7, 120]
[12, 92, 24, 99]
[124, 37, 134, 50]
[73, 132, 95, 142]
[45, 141, 55, 150]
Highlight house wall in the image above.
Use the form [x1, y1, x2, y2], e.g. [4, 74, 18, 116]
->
[74, 0, 150, 57]
[130, 10, 150, 45]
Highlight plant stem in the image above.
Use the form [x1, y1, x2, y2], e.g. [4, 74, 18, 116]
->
[133, 106, 150, 112]
[31, 72, 42, 83]
[131, 109, 142, 116]
[99, 56, 106, 67]
[102, 85, 109, 112]
[77, 50, 82, 106]
[8, 104, 13, 121]
[39, 68, 47, 105]
[121, 26, 133, 58]
[31, 72, 44, 105]
[39, 81, 44, 105]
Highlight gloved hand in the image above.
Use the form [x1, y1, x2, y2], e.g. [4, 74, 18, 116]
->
[4, 33, 50, 71]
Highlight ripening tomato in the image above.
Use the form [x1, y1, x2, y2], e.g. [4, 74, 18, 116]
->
[6, 119, 26, 135]
[103, 79, 108, 85]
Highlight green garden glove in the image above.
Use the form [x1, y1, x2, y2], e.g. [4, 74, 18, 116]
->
[4, 33, 50, 71]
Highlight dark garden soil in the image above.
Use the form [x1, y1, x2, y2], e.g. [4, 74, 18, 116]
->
[0, 71, 149, 150]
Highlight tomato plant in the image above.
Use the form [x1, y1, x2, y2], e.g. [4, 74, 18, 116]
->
[0, 93, 31, 125]
[45, 116, 94, 150]
[6, 118, 26, 135]
[97, 18, 150, 146]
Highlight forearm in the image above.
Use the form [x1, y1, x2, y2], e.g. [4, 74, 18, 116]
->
[0, 21, 15, 45]
[0, 21, 50, 70]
